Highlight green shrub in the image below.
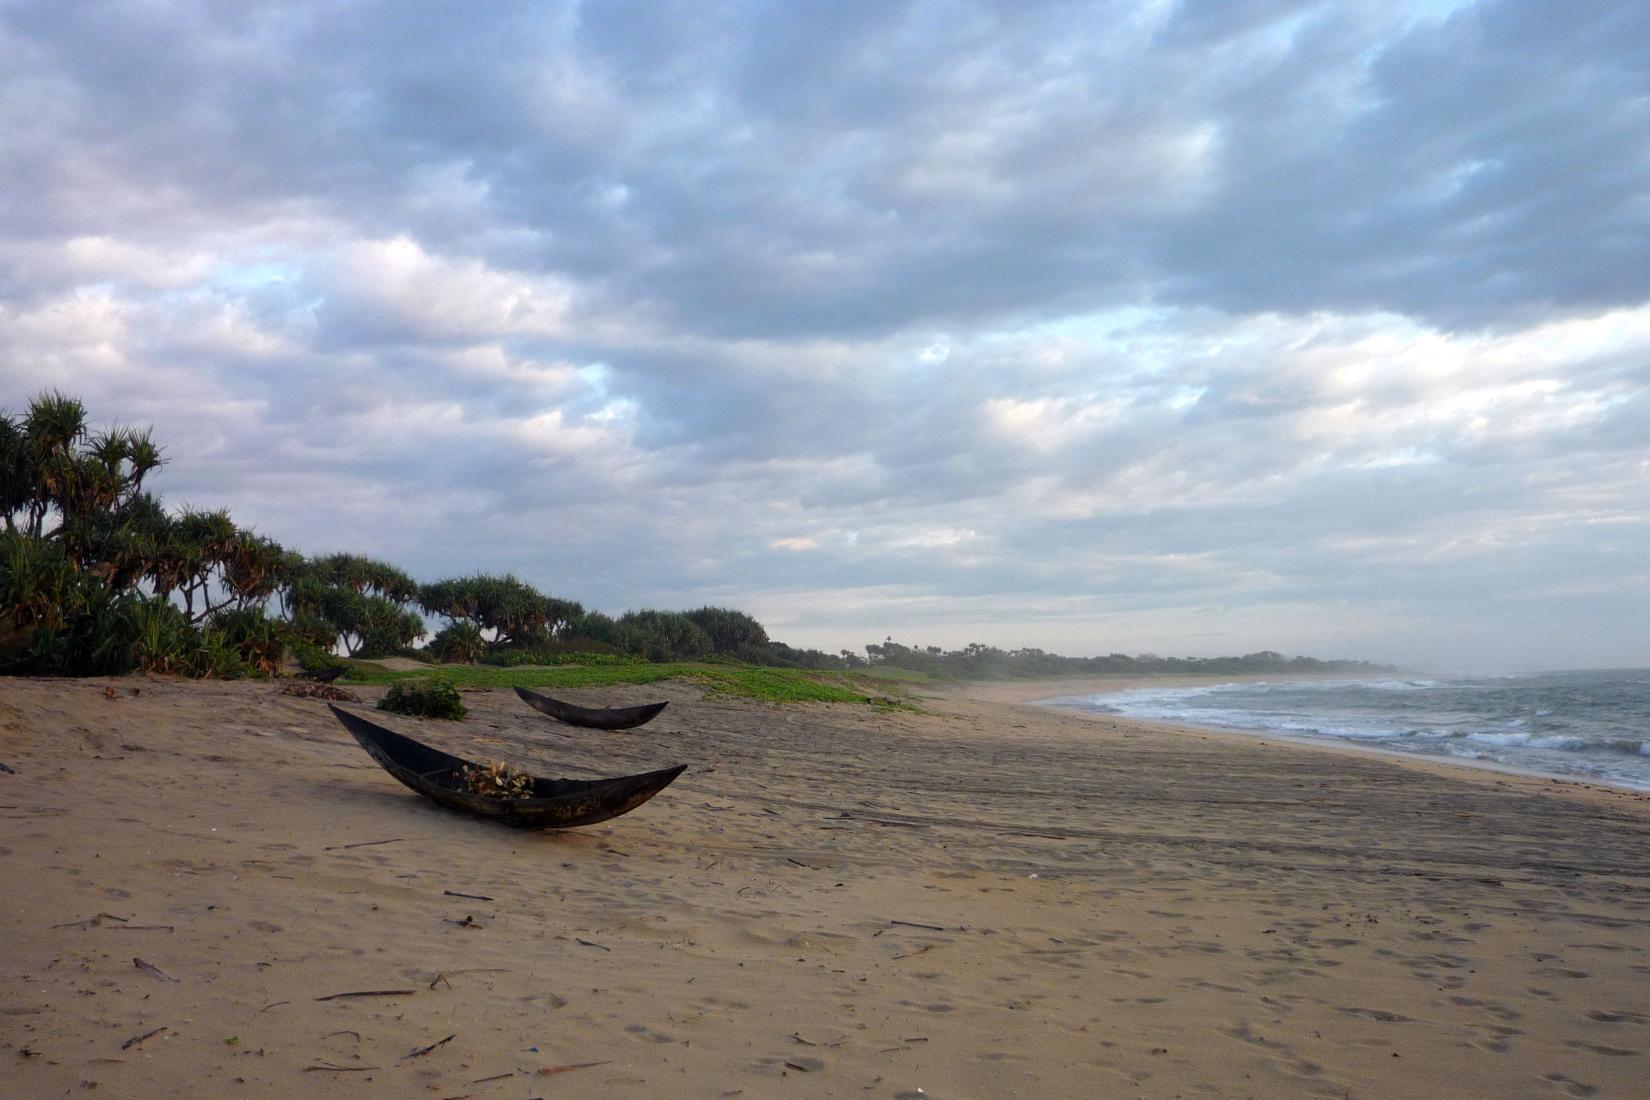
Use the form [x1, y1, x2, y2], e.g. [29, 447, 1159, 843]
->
[377, 678, 467, 720]
[210, 606, 285, 675]
[190, 628, 247, 680]
[123, 596, 196, 675]
[428, 620, 486, 664]
[614, 609, 712, 661]
[480, 642, 634, 667]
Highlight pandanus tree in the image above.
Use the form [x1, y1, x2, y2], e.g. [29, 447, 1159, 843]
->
[0, 393, 168, 671]
[280, 552, 425, 658]
[419, 573, 583, 653]
[613, 609, 713, 662]
[0, 391, 296, 676]
[684, 607, 769, 655]
[1, 391, 164, 546]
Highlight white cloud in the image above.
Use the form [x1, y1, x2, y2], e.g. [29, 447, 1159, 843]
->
[1, 0, 1647, 669]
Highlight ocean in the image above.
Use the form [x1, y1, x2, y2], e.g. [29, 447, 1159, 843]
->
[1040, 668, 1650, 791]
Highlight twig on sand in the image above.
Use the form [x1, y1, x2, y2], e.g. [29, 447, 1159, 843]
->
[443, 890, 494, 901]
[324, 838, 405, 851]
[471, 1072, 513, 1084]
[428, 967, 508, 990]
[575, 938, 610, 952]
[303, 1063, 379, 1072]
[890, 920, 945, 931]
[537, 1061, 610, 1076]
[133, 957, 179, 982]
[255, 1000, 290, 1014]
[53, 913, 129, 929]
[121, 1026, 169, 1050]
[314, 989, 418, 1001]
[403, 1034, 456, 1059]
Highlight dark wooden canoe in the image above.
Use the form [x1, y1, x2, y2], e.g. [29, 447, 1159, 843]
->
[513, 686, 668, 730]
[327, 705, 685, 829]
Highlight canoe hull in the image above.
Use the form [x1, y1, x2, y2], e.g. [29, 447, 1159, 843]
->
[513, 686, 668, 730]
[327, 705, 685, 829]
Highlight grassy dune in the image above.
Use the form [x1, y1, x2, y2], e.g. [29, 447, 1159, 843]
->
[339, 657, 914, 707]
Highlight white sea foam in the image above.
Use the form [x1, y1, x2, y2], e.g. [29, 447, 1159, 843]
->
[1043, 669, 1650, 792]
[1465, 731, 1586, 751]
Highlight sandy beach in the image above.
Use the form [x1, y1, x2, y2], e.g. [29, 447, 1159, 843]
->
[3, 675, 1649, 1099]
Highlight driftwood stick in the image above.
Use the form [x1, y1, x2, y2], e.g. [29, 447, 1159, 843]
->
[53, 913, 129, 929]
[889, 919, 945, 931]
[402, 1033, 456, 1059]
[323, 838, 405, 851]
[133, 957, 179, 982]
[537, 1061, 610, 1076]
[121, 1026, 168, 1050]
[442, 890, 494, 901]
[314, 989, 418, 1001]
[303, 1064, 379, 1072]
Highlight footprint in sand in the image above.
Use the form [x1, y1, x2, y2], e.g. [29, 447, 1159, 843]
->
[1585, 1009, 1649, 1024]
[1541, 1071, 1599, 1097]
[1335, 1007, 1416, 1023]
[1561, 1040, 1640, 1057]
[623, 1024, 675, 1043]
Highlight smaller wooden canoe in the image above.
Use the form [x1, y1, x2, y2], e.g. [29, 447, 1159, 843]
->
[513, 686, 668, 730]
[327, 705, 685, 829]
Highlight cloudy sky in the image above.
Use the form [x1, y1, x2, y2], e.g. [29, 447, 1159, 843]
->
[3, 0, 1647, 670]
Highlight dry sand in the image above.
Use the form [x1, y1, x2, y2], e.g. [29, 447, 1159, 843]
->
[2, 674, 1649, 1099]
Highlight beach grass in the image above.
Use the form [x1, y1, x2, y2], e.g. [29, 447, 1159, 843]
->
[336, 657, 912, 707]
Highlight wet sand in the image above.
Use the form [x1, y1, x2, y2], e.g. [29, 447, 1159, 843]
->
[2, 675, 1648, 1098]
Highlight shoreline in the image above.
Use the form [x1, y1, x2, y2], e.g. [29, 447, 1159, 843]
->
[939, 673, 1650, 803]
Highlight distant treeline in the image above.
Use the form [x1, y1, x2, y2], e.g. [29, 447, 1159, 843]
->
[0, 391, 1384, 681]
[857, 640, 1390, 679]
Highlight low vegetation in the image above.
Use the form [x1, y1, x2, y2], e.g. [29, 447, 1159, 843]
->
[343, 658, 895, 706]
[377, 679, 468, 720]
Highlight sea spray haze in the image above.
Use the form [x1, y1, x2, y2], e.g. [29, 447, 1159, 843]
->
[1044, 670, 1650, 790]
